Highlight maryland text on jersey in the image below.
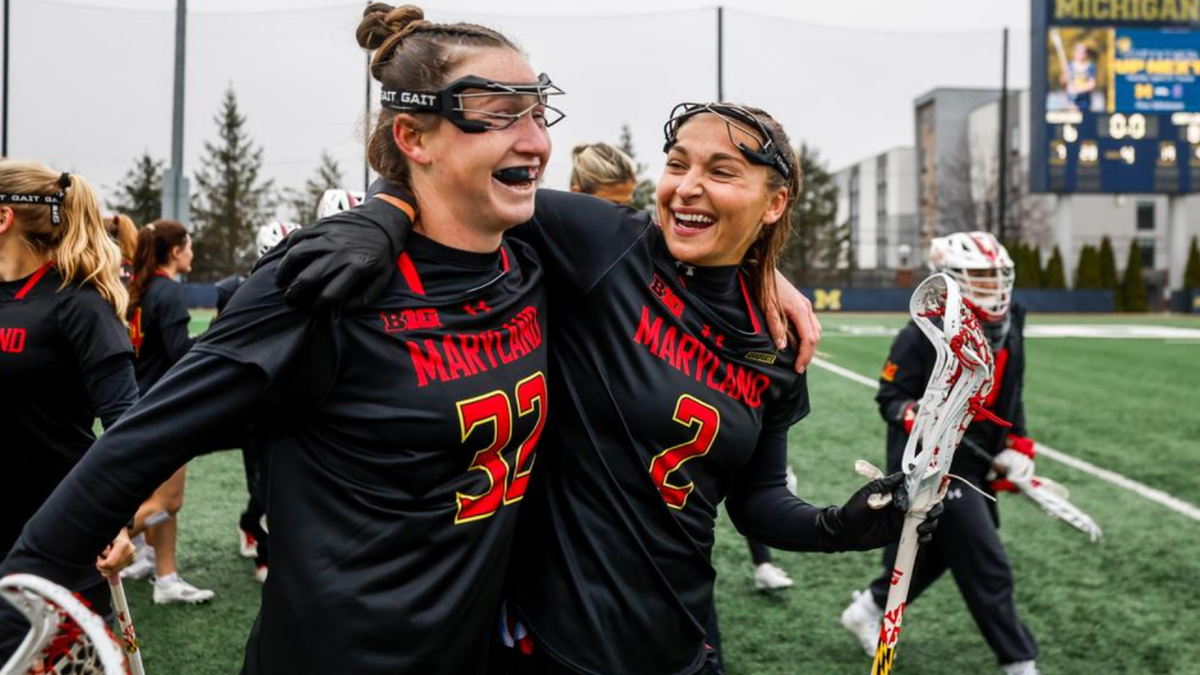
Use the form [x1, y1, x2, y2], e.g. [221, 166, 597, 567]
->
[633, 304, 771, 409]
[404, 306, 543, 387]
[0, 327, 27, 353]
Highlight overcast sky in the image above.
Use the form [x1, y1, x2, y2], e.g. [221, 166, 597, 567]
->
[2, 0, 1031, 214]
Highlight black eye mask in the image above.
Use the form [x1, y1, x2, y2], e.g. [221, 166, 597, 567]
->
[381, 73, 566, 134]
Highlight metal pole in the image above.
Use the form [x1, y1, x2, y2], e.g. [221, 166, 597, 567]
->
[998, 27, 1009, 243]
[163, 0, 187, 223]
[3, 0, 10, 156]
[365, 48, 371, 192]
[716, 6, 724, 102]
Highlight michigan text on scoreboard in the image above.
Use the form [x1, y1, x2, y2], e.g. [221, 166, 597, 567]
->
[1031, 0, 1200, 193]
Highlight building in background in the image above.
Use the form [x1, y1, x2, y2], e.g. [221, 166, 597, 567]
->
[834, 86, 1196, 301]
[833, 147, 919, 273]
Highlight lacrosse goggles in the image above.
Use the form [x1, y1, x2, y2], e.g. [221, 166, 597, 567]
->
[662, 103, 793, 181]
[380, 73, 566, 134]
[0, 172, 71, 225]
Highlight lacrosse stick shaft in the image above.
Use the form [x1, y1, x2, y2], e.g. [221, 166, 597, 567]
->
[870, 514, 922, 675]
[107, 575, 146, 675]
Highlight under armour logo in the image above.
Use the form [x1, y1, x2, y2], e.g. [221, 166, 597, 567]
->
[946, 487, 964, 500]
[463, 300, 492, 315]
[701, 325, 725, 348]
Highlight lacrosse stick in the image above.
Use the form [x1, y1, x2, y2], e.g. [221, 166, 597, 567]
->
[961, 438, 1103, 542]
[870, 273, 1003, 675]
[0, 574, 129, 675]
[106, 576, 145, 675]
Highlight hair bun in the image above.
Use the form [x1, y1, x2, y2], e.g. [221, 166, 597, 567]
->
[357, 3, 425, 50]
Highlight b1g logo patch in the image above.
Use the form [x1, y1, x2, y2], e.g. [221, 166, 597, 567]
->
[381, 308, 442, 333]
[649, 274, 685, 318]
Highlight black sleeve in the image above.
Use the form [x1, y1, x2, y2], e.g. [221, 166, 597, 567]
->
[84, 354, 138, 430]
[154, 281, 196, 362]
[875, 322, 934, 427]
[763, 371, 810, 431]
[194, 251, 324, 379]
[724, 426, 834, 553]
[1008, 309, 1028, 438]
[511, 189, 654, 295]
[57, 288, 138, 429]
[0, 352, 268, 592]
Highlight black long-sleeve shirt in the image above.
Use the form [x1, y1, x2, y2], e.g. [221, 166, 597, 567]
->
[129, 275, 196, 392]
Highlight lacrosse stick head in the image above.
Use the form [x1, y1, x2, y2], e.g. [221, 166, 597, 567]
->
[0, 574, 129, 675]
[900, 273, 997, 509]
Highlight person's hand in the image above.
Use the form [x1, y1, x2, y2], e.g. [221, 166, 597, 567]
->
[96, 528, 136, 577]
[992, 449, 1036, 483]
[764, 270, 821, 374]
[816, 472, 943, 551]
[276, 193, 413, 310]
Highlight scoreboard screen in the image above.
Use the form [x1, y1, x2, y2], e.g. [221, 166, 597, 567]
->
[1031, 0, 1200, 193]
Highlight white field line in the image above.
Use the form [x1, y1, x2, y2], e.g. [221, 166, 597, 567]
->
[810, 357, 1200, 524]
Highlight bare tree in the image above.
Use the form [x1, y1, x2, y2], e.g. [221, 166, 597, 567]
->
[937, 139, 1051, 246]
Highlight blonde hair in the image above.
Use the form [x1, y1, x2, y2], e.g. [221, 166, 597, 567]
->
[0, 160, 128, 321]
[106, 213, 139, 262]
[570, 143, 638, 195]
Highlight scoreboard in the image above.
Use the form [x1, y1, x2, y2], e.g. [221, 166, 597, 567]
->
[1031, 0, 1200, 193]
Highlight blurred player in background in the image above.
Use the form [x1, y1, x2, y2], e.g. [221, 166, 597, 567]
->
[122, 219, 215, 605]
[840, 232, 1041, 675]
[0, 161, 137, 644]
[568, 142, 638, 205]
[215, 220, 302, 583]
[105, 213, 138, 286]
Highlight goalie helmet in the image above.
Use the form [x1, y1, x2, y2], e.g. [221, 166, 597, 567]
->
[256, 221, 301, 258]
[928, 231, 1015, 323]
[316, 189, 365, 220]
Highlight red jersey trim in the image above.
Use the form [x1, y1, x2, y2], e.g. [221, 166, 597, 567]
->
[738, 274, 762, 335]
[396, 252, 426, 296]
[14, 261, 54, 300]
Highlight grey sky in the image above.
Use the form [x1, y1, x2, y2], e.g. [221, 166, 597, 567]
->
[3, 0, 1030, 213]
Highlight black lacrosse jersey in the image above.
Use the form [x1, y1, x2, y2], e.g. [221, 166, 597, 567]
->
[876, 305, 1028, 483]
[0, 264, 134, 556]
[129, 274, 194, 392]
[507, 191, 808, 675]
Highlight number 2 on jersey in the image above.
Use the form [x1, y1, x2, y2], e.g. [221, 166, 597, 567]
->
[648, 395, 720, 510]
[454, 372, 547, 524]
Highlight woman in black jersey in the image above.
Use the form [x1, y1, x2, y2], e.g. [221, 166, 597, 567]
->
[123, 219, 215, 605]
[1, 7, 557, 675]
[280, 46, 942, 675]
[0, 160, 137, 618]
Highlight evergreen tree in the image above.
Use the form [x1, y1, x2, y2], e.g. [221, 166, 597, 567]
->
[1074, 244, 1102, 289]
[1121, 241, 1148, 312]
[1015, 243, 1043, 288]
[1043, 245, 1066, 289]
[780, 143, 847, 284]
[108, 151, 164, 225]
[190, 86, 275, 281]
[1184, 236, 1200, 291]
[616, 122, 656, 211]
[1098, 236, 1119, 290]
[285, 150, 344, 224]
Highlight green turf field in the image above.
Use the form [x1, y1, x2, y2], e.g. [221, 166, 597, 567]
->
[114, 311, 1200, 674]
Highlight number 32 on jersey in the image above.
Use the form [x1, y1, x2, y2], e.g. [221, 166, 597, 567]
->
[454, 372, 547, 524]
[648, 395, 720, 510]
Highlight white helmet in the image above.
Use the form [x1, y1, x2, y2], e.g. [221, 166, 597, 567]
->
[256, 221, 302, 258]
[928, 231, 1015, 322]
[316, 189, 365, 220]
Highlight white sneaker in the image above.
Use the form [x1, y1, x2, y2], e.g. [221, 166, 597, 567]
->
[753, 562, 794, 591]
[1002, 661, 1040, 675]
[120, 555, 155, 581]
[153, 575, 215, 605]
[840, 590, 882, 657]
[238, 527, 258, 559]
